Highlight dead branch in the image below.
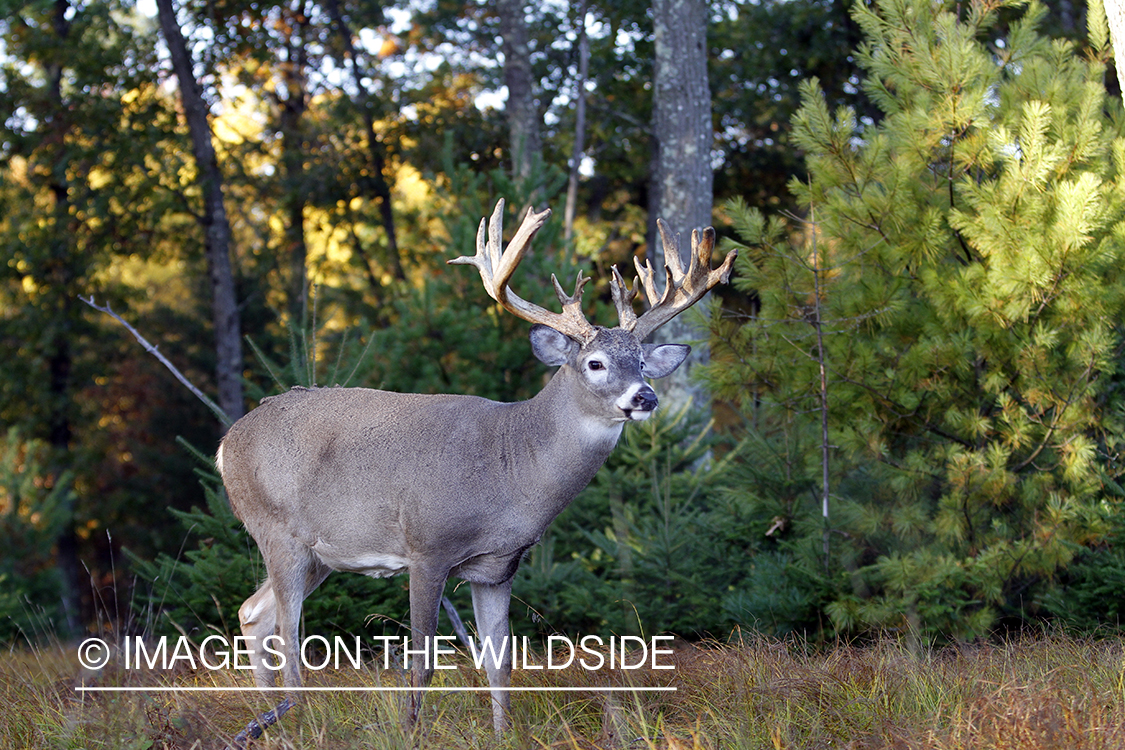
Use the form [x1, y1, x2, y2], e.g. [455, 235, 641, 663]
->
[79, 296, 233, 428]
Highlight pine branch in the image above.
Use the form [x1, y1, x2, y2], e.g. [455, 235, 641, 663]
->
[1010, 350, 1098, 473]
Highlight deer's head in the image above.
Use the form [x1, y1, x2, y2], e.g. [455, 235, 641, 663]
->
[450, 200, 737, 424]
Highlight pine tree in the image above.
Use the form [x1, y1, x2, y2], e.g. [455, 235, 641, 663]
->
[706, 0, 1125, 639]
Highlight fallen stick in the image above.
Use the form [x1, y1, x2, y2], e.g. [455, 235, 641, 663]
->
[225, 696, 295, 749]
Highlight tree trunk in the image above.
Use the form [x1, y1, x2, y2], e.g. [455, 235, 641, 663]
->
[649, 0, 714, 413]
[498, 0, 542, 185]
[325, 0, 404, 283]
[280, 4, 311, 326]
[564, 2, 590, 241]
[155, 0, 244, 424]
[40, 0, 83, 634]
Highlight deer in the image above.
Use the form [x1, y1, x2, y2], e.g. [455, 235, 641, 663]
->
[216, 199, 736, 742]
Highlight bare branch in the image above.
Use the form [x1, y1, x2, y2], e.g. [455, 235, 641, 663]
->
[225, 697, 294, 750]
[80, 296, 233, 428]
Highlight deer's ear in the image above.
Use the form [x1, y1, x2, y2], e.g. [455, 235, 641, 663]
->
[641, 343, 690, 378]
[530, 324, 579, 366]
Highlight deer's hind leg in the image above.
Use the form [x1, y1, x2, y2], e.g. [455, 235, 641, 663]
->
[238, 541, 332, 691]
[238, 583, 281, 688]
[230, 550, 330, 749]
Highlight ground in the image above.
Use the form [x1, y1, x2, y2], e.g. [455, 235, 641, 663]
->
[4, 632, 1125, 749]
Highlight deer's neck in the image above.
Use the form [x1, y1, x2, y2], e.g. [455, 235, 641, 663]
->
[505, 365, 622, 505]
[530, 364, 623, 447]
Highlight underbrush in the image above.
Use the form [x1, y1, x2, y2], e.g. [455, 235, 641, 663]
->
[3, 632, 1124, 749]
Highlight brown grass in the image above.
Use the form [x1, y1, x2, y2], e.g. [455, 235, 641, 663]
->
[3, 632, 1124, 749]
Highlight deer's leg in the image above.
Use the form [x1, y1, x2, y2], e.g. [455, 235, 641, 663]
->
[406, 566, 447, 726]
[230, 551, 329, 749]
[471, 579, 513, 735]
[254, 541, 330, 693]
[238, 582, 280, 688]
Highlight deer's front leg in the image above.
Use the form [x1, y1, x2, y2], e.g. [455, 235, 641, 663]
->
[471, 579, 513, 735]
[406, 567, 447, 727]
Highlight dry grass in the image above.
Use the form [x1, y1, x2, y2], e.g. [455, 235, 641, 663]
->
[3, 631, 1124, 749]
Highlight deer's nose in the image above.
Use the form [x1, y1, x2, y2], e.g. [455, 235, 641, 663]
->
[632, 386, 658, 412]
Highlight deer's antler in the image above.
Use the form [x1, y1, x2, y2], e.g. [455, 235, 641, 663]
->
[449, 200, 598, 344]
[610, 219, 737, 341]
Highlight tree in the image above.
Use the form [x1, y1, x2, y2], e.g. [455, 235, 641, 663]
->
[650, 0, 713, 239]
[498, 0, 543, 185]
[1103, 0, 1125, 95]
[323, 0, 403, 283]
[274, 1, 315, 324]
[705, 0, 1125, 639]
[709, 0, 870, 215]
[0, 429, 73, 642]
[0, 0, 188, 631]
[155, 0, 245, 423]
[649, 0, 715, 413]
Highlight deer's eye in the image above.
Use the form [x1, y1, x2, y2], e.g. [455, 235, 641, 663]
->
[587, 360, 605, 371]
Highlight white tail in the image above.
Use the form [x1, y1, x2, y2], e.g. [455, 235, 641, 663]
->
[218, 199, 736, 736]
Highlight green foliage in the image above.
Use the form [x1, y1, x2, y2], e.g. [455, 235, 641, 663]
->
[1038, 496, 1125, 633]
[709, 0, 873, 213]
[704, 0, 1125, 640]
[126, 455, 259, 639]
[511, 405, 759, 639]
[710, 421, 850, 638]
[0, 0, 230, 632]
[0, 429, 73, 642]
[10, 0, 1124, 649]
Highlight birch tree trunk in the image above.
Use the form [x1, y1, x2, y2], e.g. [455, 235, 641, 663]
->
[155, 0, 244, 423]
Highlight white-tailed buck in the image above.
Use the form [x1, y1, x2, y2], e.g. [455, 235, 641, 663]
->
[217, 200, 735, 739]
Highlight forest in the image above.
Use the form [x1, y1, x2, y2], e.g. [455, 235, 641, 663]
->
[3, 0, 1124, 657]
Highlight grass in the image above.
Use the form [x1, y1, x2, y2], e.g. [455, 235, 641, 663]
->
[3, 631, 1125, 749]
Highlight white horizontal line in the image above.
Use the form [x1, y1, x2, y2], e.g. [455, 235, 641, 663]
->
[75, 686, 676, 693]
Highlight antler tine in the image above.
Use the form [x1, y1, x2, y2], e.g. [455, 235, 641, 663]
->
[550, 271, 597, 339]
[449, 199, 598, 343]
[552, 271, 590, 308]
[630, 220, 738, 341]
[633, 255, 660, 307]
[657, 219, 685, 280]
[609, 265, 638, 332]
